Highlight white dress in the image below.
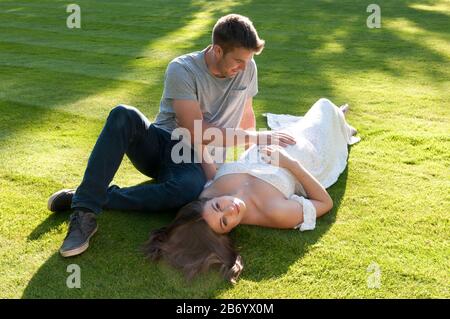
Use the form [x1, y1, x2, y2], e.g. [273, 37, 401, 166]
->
[209, 98, 360, 231]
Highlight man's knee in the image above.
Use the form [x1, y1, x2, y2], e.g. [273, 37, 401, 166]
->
[107, 104, 139, 130]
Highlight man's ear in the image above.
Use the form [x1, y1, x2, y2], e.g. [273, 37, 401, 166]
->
[212, 44, 223, 59]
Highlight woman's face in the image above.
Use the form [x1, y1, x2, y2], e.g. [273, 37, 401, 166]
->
[202, 196, 246, 234]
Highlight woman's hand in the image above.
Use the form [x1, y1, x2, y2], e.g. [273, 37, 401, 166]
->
[259, 145, 298, 170]
[256, 131, 296, 147]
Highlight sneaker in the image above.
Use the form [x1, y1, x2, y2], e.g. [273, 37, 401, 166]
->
[59, 210, 98, 257]
[48, 189, 75, 212]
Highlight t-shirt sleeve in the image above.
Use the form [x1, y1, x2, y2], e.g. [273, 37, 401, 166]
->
[162, 61, 198, 101]
[247, 59, 258, 98]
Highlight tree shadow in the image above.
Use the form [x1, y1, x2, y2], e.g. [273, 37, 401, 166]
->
[250, 0, 449, 122]
[20, 0, 247, 298]
[0, 0, 206, 142]
[18, 0, 445, 298]
[26, 179, 165, 242]
[329, 1, 449, 83]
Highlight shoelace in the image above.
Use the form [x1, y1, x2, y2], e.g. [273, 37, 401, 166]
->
[66, 213, 84, 238]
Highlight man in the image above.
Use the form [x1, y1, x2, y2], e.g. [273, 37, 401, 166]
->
[48, 14, 296, 257]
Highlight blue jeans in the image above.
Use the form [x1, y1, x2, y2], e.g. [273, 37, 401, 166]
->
[71, 105, 206, 214]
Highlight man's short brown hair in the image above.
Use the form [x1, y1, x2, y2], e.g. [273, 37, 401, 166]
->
[212, 14, 265, 55]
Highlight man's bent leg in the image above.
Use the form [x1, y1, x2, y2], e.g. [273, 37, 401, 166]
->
[71, 104, 159, 214]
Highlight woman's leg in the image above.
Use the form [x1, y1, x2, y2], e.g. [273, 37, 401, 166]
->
[257, 98, 358, 188]
[339, 103, 357, 136]
[302, 98, 357, 137]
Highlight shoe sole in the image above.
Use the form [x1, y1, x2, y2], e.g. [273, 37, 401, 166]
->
[47, 189, 74, 212]
[59, 225, 98, 258]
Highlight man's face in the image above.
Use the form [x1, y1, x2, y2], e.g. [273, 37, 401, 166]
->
[215, 46, 254, 78]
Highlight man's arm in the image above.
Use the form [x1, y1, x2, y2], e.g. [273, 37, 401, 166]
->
[199, 144, 217, 180]
[239, 97, 256, 150]
[172, 99, 295, 148]
[173, 99, 254, 147]
[239, 97, 256, 131]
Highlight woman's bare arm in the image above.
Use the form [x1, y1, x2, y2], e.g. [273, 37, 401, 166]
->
[286, 160, 333, 209]
[267, 196, 332, 229]
[259, 146, 333, 228]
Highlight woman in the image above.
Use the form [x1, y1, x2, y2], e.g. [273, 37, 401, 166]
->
[144, 98, 359, 283]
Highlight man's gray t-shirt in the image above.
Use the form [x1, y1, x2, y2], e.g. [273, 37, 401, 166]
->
[153, 46, 258, 134]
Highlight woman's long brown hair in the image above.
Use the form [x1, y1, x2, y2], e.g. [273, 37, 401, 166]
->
[143, 198, 243, 284]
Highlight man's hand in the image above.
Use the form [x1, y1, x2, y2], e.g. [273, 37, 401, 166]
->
[256, 131, 296, 147]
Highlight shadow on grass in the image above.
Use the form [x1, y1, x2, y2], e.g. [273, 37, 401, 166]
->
[18, 0, 446, 298]
[20, 0, 245, 298]
[21, 154, 350, 298]
[0, 0, 206, 142]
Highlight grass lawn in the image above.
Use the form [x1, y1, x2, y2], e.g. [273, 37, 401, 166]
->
[0, 0, 448, 298]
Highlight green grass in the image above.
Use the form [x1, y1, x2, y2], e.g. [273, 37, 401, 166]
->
[0, 0, 449, 298]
